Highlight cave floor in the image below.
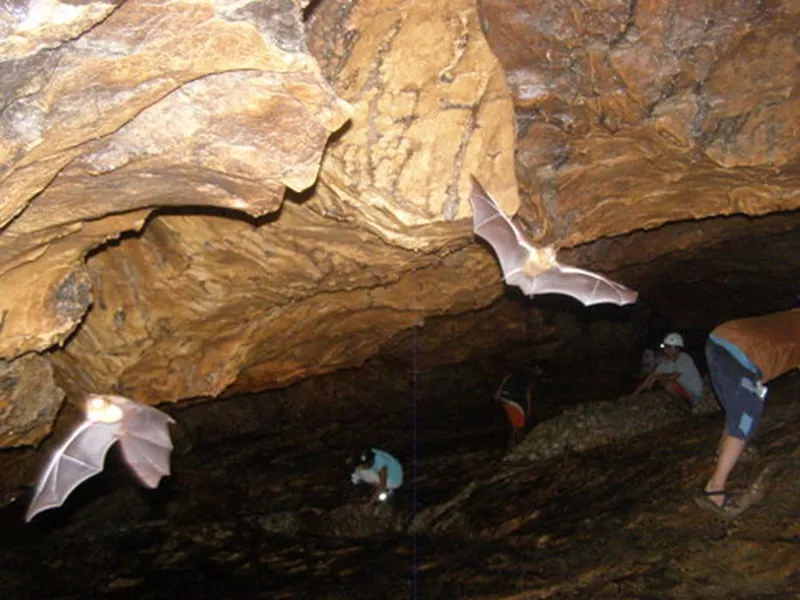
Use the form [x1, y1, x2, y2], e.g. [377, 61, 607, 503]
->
[0, 376, 797, 599]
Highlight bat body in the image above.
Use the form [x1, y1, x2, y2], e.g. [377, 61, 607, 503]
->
[469, 177, 638, 306]
[25, 394, 175, 522]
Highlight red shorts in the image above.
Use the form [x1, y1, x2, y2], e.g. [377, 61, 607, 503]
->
[673, 383, 692, 400]
[500, 399, 527, 429]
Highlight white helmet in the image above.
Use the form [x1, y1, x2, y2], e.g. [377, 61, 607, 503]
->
[662, 332, 684, 348]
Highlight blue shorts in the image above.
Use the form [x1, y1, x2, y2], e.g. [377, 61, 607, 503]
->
[705, 338, 764, 441]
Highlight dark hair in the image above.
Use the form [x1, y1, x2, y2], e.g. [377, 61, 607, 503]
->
[356, 449, 373, 466]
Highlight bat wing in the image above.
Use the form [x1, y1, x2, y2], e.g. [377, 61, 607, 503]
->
[118, 401, 175, 488]
[532, 264, 639, 306]
[469, 176, 535, 286]
[469, 176, 638, 306]
[25, 420, 122, 522]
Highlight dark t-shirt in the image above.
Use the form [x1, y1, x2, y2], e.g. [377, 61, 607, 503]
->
[497, 371, 533, 414]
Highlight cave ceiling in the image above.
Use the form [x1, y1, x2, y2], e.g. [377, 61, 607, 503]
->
[0, 0, 797, 448]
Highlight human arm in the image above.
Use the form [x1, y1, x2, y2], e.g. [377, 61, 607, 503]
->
[494, 375, 511, 402]
[633, 370, 679, 395]
[632, 371, 656, 395]
[655, 372, 680, 383]
[365, 466, 388, 508]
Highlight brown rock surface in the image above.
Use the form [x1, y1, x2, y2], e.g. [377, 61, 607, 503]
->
[0, 353, 65, 447]
[305, 0, 519, 243]
[0, 0, 798, 452]
[1, 364, 797, 598]
[1, 0, 350, 361]
[482, 0, 799, 243]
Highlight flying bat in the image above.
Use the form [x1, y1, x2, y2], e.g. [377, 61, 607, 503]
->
[25, 394, 175, 522]
[469, 176, 638, 306]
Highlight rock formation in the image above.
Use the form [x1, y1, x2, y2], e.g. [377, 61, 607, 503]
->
[0, 0, 797, 454]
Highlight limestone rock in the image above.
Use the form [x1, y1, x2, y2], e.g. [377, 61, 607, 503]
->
[0, 353, 65, 447]
[480, 0, 800, 244]
[0, 0, 797, 453]
[306, 0, 520, 247]
[47, 208, 504, 402]
[0, 0, 351, 359]
[505, 391, 687, 464]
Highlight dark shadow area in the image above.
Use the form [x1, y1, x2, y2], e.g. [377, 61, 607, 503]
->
[1, 362, 797, 598]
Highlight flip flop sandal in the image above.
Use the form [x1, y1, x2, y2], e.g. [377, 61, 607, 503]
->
[693, 490, 745, 519]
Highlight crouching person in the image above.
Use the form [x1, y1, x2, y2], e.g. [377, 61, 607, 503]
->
[696, 308, 800, 517]
[495, 363, 544, 448]
[633, 332, 704, 412]
[350, 448, 403, 513]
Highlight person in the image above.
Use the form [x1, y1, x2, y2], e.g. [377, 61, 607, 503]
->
[350, 448, 403, 511]
[695, 308, 800, 517]
[640, 347, 657, 376]
[495, 363, 543, 448]
[633, 332, 703, 409]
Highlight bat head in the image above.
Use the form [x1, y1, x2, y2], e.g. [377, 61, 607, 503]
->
[523, 245, 558, 277]
[84, 395, 125, 424]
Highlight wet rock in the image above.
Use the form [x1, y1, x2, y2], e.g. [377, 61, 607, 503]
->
[0, 354, 65, 447]
[409, 481, 479, 536]
[506, 389, 698, 463]
[0, 372, 796, 599]
[104, 577, 142, 592]
[255, 511, 300, 537]
[302, 502, 408, 538]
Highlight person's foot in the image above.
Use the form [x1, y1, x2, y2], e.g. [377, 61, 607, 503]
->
[703, 486, 726, 507]
[694, 489, 744, 518]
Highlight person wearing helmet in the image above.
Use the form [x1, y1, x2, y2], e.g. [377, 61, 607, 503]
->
[695, 308, 800, 517]
[350, 448, 403, 511]
[633, 332, 703, 408]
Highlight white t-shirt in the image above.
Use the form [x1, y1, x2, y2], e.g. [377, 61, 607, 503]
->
[655, 352, 703, 402]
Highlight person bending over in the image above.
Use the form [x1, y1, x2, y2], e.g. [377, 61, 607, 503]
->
[695, 308, 799, 516]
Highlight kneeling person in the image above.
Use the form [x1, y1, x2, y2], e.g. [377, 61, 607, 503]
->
[350, 448, 403, 510]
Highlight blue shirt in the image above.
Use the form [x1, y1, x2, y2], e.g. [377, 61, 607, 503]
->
[370, 448, 403, 488]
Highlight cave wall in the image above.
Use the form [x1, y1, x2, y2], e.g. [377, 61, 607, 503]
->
[1, 0, 351, 358]
[0, 0, 797, 454]
[482, 0, 798, 244]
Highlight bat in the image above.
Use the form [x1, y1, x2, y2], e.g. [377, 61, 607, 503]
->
[25, 394, 175, 522]
[469, 176, 638, 306]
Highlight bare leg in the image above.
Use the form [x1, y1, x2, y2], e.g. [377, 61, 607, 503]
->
[705, 433, 746, 506]
[715, 427, 726, 460]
